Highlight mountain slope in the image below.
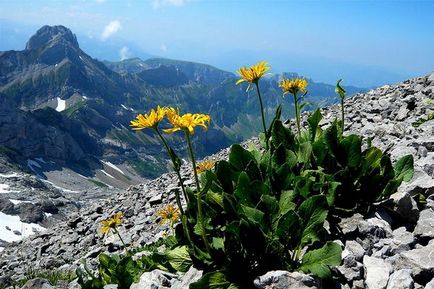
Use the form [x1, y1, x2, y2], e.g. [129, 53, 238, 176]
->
[0, 25, 365, 190]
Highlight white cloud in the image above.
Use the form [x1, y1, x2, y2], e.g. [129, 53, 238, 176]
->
[119, 46, 130, 60]
[95, 0, 106, 3]
[152, 0, 186, 9]
[160, 44, 168, 52]
[101, 20, 122, 41]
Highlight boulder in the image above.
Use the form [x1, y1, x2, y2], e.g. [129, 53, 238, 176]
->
[21, 278, 54, 289]
[385, 269, 414, 289]
[254, 271, 321, 289]
[363, 256, 393, 289]
[130, 269, 177, 289]
[413, 209, 434, 239]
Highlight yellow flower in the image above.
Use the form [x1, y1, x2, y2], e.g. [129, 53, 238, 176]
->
[279, 78, 308, 95]
[163, 107, 211, 134]
[130, 106, 167, 130]
[236, 61, 271, 85]
[100, 212, 123, 236]
[157, 204, 180, 225]
[196, 159, 215, 174]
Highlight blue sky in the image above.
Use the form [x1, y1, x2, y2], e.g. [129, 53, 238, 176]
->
[1, 0, 434, 87]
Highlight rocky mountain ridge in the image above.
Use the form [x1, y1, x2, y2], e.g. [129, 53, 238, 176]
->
[0, 70, 433, 288]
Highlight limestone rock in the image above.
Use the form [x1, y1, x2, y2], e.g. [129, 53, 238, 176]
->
[363, 256, 393, 289]
[254, 271, 321, 289]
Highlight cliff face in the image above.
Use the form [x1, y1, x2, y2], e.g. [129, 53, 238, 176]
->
[0, 70, 433, 288]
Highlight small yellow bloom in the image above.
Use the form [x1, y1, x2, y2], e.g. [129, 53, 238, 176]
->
[163, 107, 211, 135]
[130, 106, 167, 130]
[196, 159, 215, 174]
[279, 78, 308, 95]
[157, 204, 180, 225]
[236, 61, 271, 85]
[100, 212, 123, 236]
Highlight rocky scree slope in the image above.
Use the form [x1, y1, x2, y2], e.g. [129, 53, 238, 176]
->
[1, 74, 433, 288]
[1, 71, 434, 289]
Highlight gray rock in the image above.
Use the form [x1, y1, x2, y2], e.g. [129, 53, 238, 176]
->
[16, 202, 44, 223]
[338, 213, 366, 235]
[393, 242, 434, 276]
[0, 198, 16, 214]
[388, 192, 419, 224]
[171, 267, 202, 289]
[359, 217, 392, 240]
[413, 209, 434, 239]
[254, 271, 321, 289]
[363, 256, 393, 289]
[148, 193, 163, 205]
[390, 227, 415, 254]
[21, 278, 54, 289]
[399, 168, 434, 196]
[342, 240, 365, 262]
[385, 269, 414, 289]
[130, 269, 177, 289]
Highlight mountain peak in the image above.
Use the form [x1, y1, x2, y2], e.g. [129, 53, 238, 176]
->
[25, 25, 79, 50]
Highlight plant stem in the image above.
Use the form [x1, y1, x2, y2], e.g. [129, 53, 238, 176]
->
[184, 130, 211, 254]
[114, 227, 130, 255]
[155, 128, 187, 214]
[340, 98, 345, 135]
[293, 92, 301, 136]
[255, 82, 268, 150]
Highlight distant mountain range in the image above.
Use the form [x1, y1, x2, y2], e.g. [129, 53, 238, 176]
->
[0, 25, 365, 187]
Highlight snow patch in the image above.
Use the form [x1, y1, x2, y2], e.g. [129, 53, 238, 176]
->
[121, 104, 135, 112]
[0, 212, 45, 243]
[82, 95, 88, 100]
[45, 213, 53, 217]
[56, 97, 66, 112]
[0, 173, 19, 178]
[9, 199, 32, 205]
[35, 157, 47, 164]
[0, 184, 10, 194]
[100, 170, 115, 179]
[103, 161, 125, 175]
[0, 184, 19, 194]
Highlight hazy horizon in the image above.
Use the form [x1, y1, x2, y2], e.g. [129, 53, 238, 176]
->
[1, 0, 433, 87]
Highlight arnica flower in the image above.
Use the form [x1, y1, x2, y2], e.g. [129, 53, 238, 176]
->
[236, 61, 271, 85]
[163, 107, 211, 135]
[100, 212, 123, 236]
[130, 106, 167, 130]
[279, 78, 308, 96]
[196, 159, 215, 174]
[157, 204, 180, 225]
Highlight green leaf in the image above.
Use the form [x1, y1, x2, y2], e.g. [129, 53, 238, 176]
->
[212, 237, 225, 250]
[271, 120, 295, 150]
[335, 79, 346, 99]
[273, 210, 300, 241]
[299, 195, 329, 247]
[229, 144, 256, 172]
[165, 246, 192, 272]
[278, 190, 296, 215]
[300, 242, 342, 278]
[240, 204, 264, 226]
[340, 135, 362, 168]
[297, 141, 312, 164]
[234, 172, 251, 204]
[394, 154, 414, 182]
[190, 271, 238, 289]
[307, 109, 322, 142]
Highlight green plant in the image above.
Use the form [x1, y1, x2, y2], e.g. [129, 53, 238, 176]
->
[413, 112, 434, 127]
[79, 61, 414, 289]
[76, 236, 192, 289]
[335, 79, 346, 134]
[17, 269, 76, 287]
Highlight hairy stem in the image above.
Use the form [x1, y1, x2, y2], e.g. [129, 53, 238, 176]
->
[293, 92, 301, 136]
[114, 227, 130, 255]
[340, 98, 345, 135]
[255, 82, 269, 150]
[155, 128, 187, 214]
[185, 130, 211, 254]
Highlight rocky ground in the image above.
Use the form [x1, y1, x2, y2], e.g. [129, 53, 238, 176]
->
[1, 72, 434, 288]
